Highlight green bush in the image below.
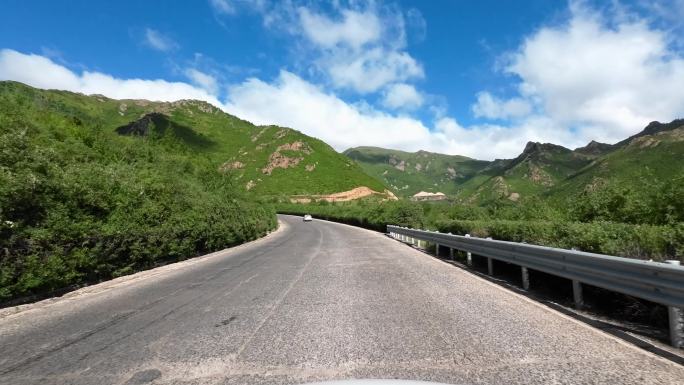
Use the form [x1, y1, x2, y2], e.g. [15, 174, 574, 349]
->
[0, 107, 276, 302]
[436, 220, 682, 261]
[276, 200, 682, 262]
[568, 175, 684, 225]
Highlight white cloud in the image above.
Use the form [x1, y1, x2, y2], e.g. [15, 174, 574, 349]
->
[382, 83, 423, 109]
[0, 49, 592, 161]
[298, 7, 381, 49]
[477, 3, 684, 144]
[293, 4, 424, 94]
[143, 28, 178, 52]
[405, 8, 427, 43]
[11, 0, 684, 164]
[472, 92, 532, 120]
[433, 116, 581, 160]
[0, 49, 80, 90]
[219, 2, 425, 95]
[325, 48, 423, 93]
[0, 49, 220, 104]
[223, 71, 432, 152]
[222, 71, 574, 160]
[209, 0, 235, 15]
[184, 68, 219, 95]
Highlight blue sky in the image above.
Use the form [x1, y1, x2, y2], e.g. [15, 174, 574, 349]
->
[1, 0, 683, 159]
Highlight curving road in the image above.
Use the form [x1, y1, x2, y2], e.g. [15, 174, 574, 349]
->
[0, 215, 682, 385]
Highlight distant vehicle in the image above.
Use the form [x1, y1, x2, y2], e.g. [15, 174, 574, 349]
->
[303, 214, 313, 222]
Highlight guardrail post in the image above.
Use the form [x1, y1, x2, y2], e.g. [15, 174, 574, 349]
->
[669, 305, 683, 349]
[666, 260, 684, 348]
[436, 243, 440, 256]
[447, 233, 454, 260]
[572, 280, 583, 309]
[465, 234, 472, 266]
[389, 226, 684, 348]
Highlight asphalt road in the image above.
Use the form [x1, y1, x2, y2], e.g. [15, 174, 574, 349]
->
[0, 215, 682, 385]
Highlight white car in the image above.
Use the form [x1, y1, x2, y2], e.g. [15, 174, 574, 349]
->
[303, 214, 313, 222]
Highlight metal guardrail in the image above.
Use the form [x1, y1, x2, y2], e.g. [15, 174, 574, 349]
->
[387, 225, 684, 348]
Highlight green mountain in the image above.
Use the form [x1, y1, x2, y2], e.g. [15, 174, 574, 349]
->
[0, 81, 386, 197]
[343, 142, 594, 200]
[457, 142, 596, 202]
[574, 140, 614, 156]
[550, 119, 684, 201]
[343, 146, 489, 197]
[0, 81, 388, 301]
[344, 120, 684, 204]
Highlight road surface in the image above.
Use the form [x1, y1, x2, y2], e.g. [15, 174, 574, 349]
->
[0, 215, 682, 385]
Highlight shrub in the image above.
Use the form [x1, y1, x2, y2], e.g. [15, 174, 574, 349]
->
[276, 201, 682, 262]
[0, 112, 276, 302]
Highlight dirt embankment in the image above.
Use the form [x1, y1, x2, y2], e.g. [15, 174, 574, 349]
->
[290, 186, 398, 203]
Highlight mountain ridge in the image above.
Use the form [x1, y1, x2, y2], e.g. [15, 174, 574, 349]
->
[344, 118, 684, 202]
[0, 80, 388, 198]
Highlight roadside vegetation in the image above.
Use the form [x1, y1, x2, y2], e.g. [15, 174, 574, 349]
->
[275, 176, 684, 262]
[292, 119, 684, 263]
[1, 81, 682, 304]
[0, 82, 276, 303]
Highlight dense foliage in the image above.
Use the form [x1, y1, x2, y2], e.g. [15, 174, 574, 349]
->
[344, 146, 488, 196]
[322, 123, 684, 261]
[346, 120, 684, 207]
[2, 81, 683, 303]
[276, 185, 684, 262]
[0, 83, 276, 302]
[567, 176, 684, 225]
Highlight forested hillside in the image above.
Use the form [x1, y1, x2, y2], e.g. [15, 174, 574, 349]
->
[2, 80, 682, 302]
[345, 120, 684, 209]
[0, 81, 385, 302]
[344, 146, 489, 196]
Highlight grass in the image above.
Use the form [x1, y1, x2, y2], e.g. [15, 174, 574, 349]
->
[344, 146, 489, 196]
